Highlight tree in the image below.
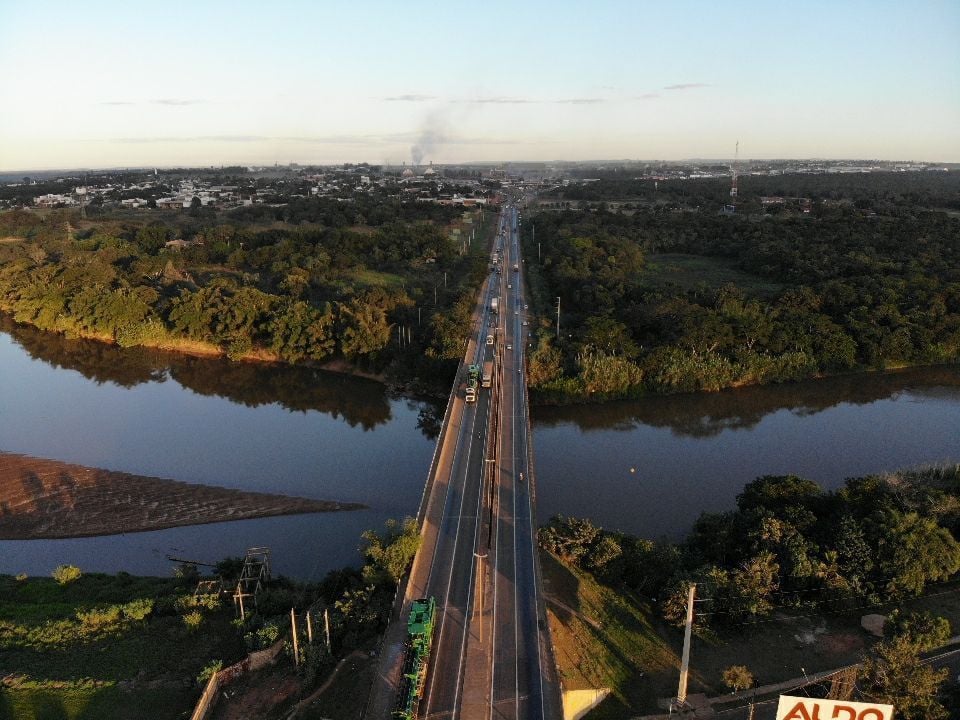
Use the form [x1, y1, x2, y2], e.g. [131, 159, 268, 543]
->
[527, 336, 564, 387]
[360, 517, 421, 587]
[886, 610, 951, 652]
[722, 665, 753, 692]
[878, 511, 960, 595]
[135, 223, 169, 254]
[858, 636, 948, 720]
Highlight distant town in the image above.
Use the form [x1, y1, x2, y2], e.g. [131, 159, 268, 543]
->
[1, 159, 952, 214]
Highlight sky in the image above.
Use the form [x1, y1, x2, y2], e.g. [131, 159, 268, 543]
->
[1, 0, 958, 170]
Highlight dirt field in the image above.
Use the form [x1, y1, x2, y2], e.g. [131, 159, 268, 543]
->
[0, 451, 365, 539]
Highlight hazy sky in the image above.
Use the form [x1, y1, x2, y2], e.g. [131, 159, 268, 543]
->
[1, 0, 958, 170]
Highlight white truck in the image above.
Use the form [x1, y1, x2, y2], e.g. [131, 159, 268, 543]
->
[490, 297, 499, 313]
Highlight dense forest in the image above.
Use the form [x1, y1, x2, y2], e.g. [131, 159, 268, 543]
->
[552, 167, 960, 212]
[0, 200, 491, 392]
[523, 172, 960, 401]
[540, 466, 960, 717]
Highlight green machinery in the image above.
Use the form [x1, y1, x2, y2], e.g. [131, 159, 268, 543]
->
[394, 596, 437, 720]
[468, 364, 481, 383]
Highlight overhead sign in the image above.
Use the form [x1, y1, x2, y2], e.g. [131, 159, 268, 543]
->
[775, 696, 894, 720]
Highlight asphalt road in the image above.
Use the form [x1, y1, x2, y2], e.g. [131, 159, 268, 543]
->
[367, 203, 560, 719]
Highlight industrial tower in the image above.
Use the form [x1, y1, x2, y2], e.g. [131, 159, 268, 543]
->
[730, 141, 739, 198]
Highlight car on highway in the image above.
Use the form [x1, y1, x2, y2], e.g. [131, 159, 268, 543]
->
[506, 343, 512, 350]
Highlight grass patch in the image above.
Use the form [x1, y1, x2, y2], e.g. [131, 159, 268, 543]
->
[639, 253, 784, 298]
[540, 550, 678, 717]
[0, 686, 195, 720]
[0, 573, 246, 720]
[345, 268, 406, 290]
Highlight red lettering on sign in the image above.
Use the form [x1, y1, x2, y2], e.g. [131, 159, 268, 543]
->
[858, 712, 884, 720]
[831, 707, 856, 720]
[782, 702, 818, 720]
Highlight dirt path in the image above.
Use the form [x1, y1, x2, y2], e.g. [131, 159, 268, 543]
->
[286, 650, 367, 718]
[0, 451, 365, 539]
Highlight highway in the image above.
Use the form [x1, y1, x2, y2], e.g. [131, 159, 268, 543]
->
[367, 202, 561, 720]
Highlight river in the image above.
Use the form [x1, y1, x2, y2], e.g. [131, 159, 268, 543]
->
[532, 366, 960, 539]
[0, 316, 442, 580]
[2, 316, 959, 578]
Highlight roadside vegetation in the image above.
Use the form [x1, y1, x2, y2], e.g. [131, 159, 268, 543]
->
[0, 198, 493, 395]
[0, 518, 420, 720]
[539, 465, 960, 718]
[522, 171, 960, 402]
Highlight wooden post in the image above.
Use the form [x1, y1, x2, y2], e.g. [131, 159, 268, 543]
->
[324, 608, 332, 653]
[306, 611, 314, 644]
[291, 608, 300, 666]
[238, 591, 245, 621]
[676, 583, 696, 707]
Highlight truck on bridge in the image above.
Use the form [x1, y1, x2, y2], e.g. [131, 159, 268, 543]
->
[490, 296, 498, 313]
[482, 360, 493, 388]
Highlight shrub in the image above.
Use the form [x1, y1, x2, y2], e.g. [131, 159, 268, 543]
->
[722, 665, 754, 692]
[124, 598, 154, 621]
[52, 565, 82, 585]
[196, 659, 223, 685]
[182, 611, 204, 631]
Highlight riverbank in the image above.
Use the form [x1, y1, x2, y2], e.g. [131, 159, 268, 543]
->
[0, 452, 365, 540]
[0, 306, 392, 382]
[529, 360, 960, 406]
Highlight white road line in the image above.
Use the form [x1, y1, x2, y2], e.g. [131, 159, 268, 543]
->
[425, 269, 498, 718]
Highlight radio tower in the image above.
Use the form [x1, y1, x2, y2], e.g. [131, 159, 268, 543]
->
[730, 141, 739, 198]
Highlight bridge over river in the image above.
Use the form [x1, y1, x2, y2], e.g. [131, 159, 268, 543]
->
[367, 203, 563, 720]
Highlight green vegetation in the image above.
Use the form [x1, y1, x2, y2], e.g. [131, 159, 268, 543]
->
[0, 516, 423, 720]
[0, 201, 494, 393]
[0, 572, 244, 720]
[540, 465, 960, 715]
[540, 550, 676, 715]
[523, 172, 960, 401]
[721, 665, 753, 692]
[52, 565, 82, 585]
[859, 636, 949, 719]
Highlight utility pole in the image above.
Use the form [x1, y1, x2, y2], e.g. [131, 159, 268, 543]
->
[473, 551, 486, 642]
[324, 608, 332, 653]
[290, 608, 300, 666]
[676, 583, 696, 709]
[418, 306, 421, 326]
[555, 297, 561, 340]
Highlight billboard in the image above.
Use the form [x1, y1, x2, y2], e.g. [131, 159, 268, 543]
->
[775, 696, 894, 720]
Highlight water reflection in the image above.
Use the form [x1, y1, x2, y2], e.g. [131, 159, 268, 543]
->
[533, 365, 960, 438]
[1, 315, 393, 430]
[532, 365, 960, 540]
